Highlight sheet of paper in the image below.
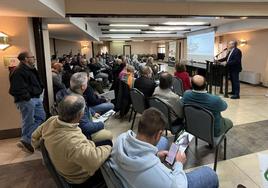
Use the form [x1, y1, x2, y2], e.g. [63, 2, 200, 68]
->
[92, 110, 116, 123]
[99, 90, 115, 100]
[258, 153, 268, 188]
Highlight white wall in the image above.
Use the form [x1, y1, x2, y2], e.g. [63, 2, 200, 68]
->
[0, 17, 35, 130]
[109, 41, 157, 55]
[216, 29, 268, 84]
[49, 38, 81, 57]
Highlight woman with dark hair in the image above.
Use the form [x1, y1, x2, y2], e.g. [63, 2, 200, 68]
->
[174, 62, 191, 91]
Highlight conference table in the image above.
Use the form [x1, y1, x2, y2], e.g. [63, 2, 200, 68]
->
[185, 61, 229, 98]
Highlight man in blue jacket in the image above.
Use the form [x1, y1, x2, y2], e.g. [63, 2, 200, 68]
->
[56, 72, 112, 142]
[182, 75, 233, 137]
[110, 108, 219, 188]
[218, 41, 242, 99]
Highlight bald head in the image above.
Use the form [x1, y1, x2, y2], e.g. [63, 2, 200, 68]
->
[228, 40, 238, 49]
[58, 94, 85, 123]
[192, 75, 206, 91]
[159, 72, 173, 89]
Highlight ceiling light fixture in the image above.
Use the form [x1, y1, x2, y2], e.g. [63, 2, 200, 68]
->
[163, 21, 208, 26]
[109, 24, 149, 27]
[0, 32, 10, 50]
[132, 40, 144, 42]
[112, 40, 126, 43]
[110, 36, 131, 39]
[109, 29, 141, 32]
[153, 26, 187, 31]
[144, 31, 173, 34]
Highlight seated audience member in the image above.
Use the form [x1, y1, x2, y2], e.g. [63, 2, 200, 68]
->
[112, 59, 126, 80]
[52, 63, 66, 99]
[119, 64, 135, 88]
[110, 108, 219, 188]
[88, 58, 109, 86]
[32, 94, 112, 187]
[84, 76, 114, 115]
[182, 75, 233, 137]
[134, 66, 156, 98]
[153, 72, 184, 122]
[174, 63, 191, 91]
[146, 56, 159, 75]
[56, 72, 113, 142]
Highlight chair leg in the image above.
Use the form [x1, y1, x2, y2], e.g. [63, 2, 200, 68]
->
[131, 112, 137, 130]
[173, 133, 178, 142]
[129, 108, 133, 122]
[214, 146, 219, 171]
[195, 137, 198, 146]
[224, 137, 227, 160]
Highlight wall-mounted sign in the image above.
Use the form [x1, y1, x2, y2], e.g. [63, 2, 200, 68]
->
[3, 56, 19, 69]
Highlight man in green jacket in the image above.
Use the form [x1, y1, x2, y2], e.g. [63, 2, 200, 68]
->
[182, 75, 233, 137]
[32, 94, 112, 187]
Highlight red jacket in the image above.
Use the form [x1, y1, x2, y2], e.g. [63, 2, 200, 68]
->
[174, 71, 191, 91]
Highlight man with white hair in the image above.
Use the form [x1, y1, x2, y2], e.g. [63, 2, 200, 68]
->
[218, 40, 242, 99]
[56, 72, 113, 142]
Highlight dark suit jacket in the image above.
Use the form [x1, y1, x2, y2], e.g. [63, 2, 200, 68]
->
[219, 47, 242, 72]
[134, 76, 156, 98]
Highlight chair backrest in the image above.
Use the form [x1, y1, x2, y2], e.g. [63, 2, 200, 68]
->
[130, 88, 146, 114]
[40, 139, 71, 188]
[148, 97, 171, 129]
[172, 77, 184, 96]
[183, 104, 214, 144]
[100, 160, 124, 188]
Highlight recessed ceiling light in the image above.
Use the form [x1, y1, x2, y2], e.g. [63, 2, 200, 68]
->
[240, 17, 248, 20]
[153, 26, 187, 31]
[144, 31, 173, 34]
[110, 36, 131, 39]
[163, 21, 208, 26]
[112, 40, 125, 43]
[109, 29, 141, 32]
[132, 40, 144, 42]
[109, 24, 149, 27]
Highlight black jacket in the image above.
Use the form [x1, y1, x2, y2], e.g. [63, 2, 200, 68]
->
[9, 63, 43, 102]
[83, 85, 106, 107]
[219, 47, 242, 72]
[134, 76, 156, 98]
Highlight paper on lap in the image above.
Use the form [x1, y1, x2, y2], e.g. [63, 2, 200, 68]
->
[99, 90, 115, 100]
[93, 110, 116, 123]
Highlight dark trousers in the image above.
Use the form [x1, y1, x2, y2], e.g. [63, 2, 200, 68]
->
[70, 140, 112, 188]
[71, 169, 106, 188]
[230, 71, 240, 96]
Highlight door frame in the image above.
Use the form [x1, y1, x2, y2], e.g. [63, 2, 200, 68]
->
[123, 45, 131, 56]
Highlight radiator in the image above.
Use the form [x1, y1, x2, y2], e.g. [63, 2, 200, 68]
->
[239, 71, 261, 85]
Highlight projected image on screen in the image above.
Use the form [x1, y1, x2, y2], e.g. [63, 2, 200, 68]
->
[187, 31, 215, 63]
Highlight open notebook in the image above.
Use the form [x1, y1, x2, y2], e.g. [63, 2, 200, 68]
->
[93, 109, 116, 123]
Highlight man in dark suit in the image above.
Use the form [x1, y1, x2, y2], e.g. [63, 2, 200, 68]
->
[134, 66, 156, 98]
[218, 41, 242, 99]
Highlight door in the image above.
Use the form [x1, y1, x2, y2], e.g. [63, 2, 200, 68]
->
[123, 45, 131, 57]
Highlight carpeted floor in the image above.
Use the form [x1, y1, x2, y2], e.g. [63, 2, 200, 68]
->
[184, 120, 268, 169]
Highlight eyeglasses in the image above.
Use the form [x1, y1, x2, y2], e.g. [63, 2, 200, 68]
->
[27, 56, 35, 59]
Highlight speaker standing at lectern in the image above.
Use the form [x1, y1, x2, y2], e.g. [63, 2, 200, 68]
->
[218, 41, 242, 99]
